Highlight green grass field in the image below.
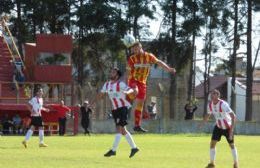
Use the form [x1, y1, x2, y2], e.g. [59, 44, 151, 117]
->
[0, 134, 259, 168]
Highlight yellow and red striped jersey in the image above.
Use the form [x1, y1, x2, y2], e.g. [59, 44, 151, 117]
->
[127, 52, 158, 84]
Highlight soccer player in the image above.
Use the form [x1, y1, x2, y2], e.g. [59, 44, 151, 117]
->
[126, 38, 176, 132]
[201, 89, 239, 168]
[22, 87, 50, 148]
[91, 67, 139, 158]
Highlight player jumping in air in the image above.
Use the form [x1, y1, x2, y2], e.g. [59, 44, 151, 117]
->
[91, 67, 139, 158]
[201, 89, 239, 168]
[125, 35, 176, 132]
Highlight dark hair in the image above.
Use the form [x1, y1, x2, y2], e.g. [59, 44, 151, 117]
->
[113, 67, 122, 78]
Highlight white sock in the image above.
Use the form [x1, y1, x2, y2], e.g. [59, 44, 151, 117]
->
[231, 147, 238, 163]
[25, 129, 33, 141]
[39, 130, 44, 144]
[112, 133, 121, 151]
[125, 132, 137, 149]
[210, 148, 216, 163]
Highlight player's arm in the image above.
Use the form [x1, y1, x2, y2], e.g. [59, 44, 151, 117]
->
[199, 113, 211, 129]
[156, 59, 176, 75]
[42, 106, 50, 112]
[229, 112, 236, 130]
[228, 112, 237, 139]
[27, 102, 34, 114]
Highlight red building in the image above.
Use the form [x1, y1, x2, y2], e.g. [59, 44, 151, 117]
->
[0, 34, 78, 135]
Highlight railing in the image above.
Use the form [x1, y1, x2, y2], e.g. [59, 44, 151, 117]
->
[1, 15, 25, 68]
[0, 81, 73, 105]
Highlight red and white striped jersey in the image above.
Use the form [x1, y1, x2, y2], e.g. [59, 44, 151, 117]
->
[101, 80, 131, 110]
[207, 99, 233, 130]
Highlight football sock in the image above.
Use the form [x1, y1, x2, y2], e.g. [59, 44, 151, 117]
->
[25, 129, 33, 141]
[210, 148, 216, 163]
[125, 131, 137, 149]
[134, 102, 144, 126]
[112, 133, 122, 151]
[231, 147, 238, 163]
[39, 129, 44, 144]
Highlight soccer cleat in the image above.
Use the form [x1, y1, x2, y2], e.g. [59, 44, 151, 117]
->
[22, 141, 27, 148]
[39, 143, 48, 147]
[233, 164, 239, 168]
[104, 150, 116, 157]
[133, 126, 148, 133]
[205, 163, 215, 168]
[129, 148, 139, 158]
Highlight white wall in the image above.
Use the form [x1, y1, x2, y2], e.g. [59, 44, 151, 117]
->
[227, 77, 246, 121]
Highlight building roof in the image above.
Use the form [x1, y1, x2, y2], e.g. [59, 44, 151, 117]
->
[195, 76, 227, 98]
[195, 76, 260, 98]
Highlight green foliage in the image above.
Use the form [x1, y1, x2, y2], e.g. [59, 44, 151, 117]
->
[44, 54, 66, 65]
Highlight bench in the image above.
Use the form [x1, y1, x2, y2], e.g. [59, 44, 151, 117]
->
[43, 122, 59, 135]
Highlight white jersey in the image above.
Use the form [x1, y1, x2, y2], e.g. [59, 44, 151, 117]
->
[28, 97, 43, 116]
[208, 99, 233, 130]
[101, 80, 131, 110]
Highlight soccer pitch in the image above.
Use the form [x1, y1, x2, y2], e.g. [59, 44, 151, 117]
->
[0, 134, 259, 168]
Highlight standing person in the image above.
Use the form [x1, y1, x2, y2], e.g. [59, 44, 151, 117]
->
[125, 35, 176, 132]
[48, 100, 71, 136]
[22, 87, 50, 148]
[184, 102, 197, 120]
[147, 101, 157, 120]
[91, 67, 139, 158]
[79, 100, 92, 135]
[200, 89, 239, 168]
[12, 114, 22, 134]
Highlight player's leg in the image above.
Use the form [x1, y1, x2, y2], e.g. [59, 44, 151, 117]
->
[119, 107, 139, 158]
[38, 126, 47, 147]
[36, 117, 47, 147]
[133, 82, 148, 132]
[208, 140, 218, 166]
[133, 98, 145, 130]
[121, 126, 139, 158]
[104, 109, 121, 157]
[224, 130, 238, 168]
[22, 125, 34, 148]
[206, 126, 221, 168]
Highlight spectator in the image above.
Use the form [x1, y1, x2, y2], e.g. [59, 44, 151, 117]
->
[12, 61, 25, 90]
[79, 100, 92, 135]
[147, 101, 157, 120]
[48, 100, 71, 136]
[1, 114, 13, 135]
[22, 115, 31, 134]
[184, 103, 197, 120]
[12, 114, 22, 134]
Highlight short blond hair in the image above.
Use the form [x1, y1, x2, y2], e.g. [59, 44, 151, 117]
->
[211, 89, 220, 97]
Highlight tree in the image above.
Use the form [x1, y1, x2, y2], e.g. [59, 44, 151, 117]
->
[245, 0, 253, 121]
[122, 0, 156, 38]
[199, 0, 225, 115]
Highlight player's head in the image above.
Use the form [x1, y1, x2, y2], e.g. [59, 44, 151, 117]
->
[110, 67, 122, 81]
[129, 41, 143, 55]
[210, 89, 220, 101]
[36, 87, 43, 97]
[60, 100, 64, 106]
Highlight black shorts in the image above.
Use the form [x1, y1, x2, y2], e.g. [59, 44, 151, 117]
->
[30, 116, 43, 127]
[211, 125, 234, 144]
[112, 107, 128, 127]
